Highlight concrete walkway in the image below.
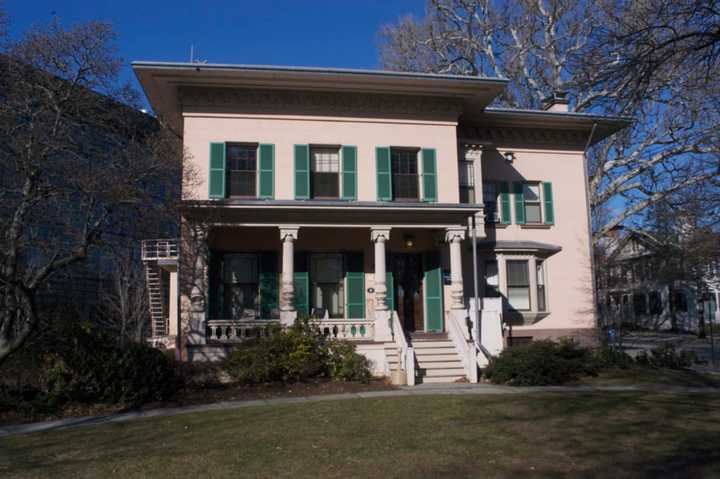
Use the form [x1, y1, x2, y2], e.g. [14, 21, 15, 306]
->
[2, 382, 718, 439]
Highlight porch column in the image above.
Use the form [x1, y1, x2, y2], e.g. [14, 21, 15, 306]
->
[188, 223, 209, 346]
[446, 228, 466, 310]
[371, 227, 393, 342]
[279, 226, 299, 327]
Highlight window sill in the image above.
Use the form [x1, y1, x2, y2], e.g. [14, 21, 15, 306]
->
[520, 223, 552, 230]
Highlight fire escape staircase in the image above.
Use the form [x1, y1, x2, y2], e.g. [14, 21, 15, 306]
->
[141, 239, 179, 338]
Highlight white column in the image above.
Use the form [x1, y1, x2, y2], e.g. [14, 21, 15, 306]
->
[371, 228, 391, 311]
[279, 226, 299, 326]
[371, 227, 392, 342]
[446, 228, 466, 310]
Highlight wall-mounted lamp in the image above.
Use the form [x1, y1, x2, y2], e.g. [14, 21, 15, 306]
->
[404, 235, 415, 249]
[504, 151, 516, 163]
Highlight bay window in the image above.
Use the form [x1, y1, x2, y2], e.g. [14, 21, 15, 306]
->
[506, 260, 531, 311]
[536, 260, 546, 311]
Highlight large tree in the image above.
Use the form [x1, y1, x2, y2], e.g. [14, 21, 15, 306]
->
[0, 17, 183, 363]
[379, 0, 720, 242]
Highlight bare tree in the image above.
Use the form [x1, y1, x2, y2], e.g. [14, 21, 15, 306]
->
[379, 0, 720, 243]
[0, 18, 183, 364]
[98, 255, 150, 344]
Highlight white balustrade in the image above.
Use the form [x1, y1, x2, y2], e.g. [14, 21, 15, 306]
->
[206, 319, 280, 342]
[312, 319, 375, 341]
[391, 311, 416, 385]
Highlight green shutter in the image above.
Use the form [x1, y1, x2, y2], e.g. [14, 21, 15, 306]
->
[421, 148, 438, 202]
[513, 182, 526, 225]
[341, 145, 357, 201]
[376, 147, 392, 201]
[294, 144, 310, 200]
[209, 142, 226, 199]
[424, 252, 443, 332]
[293, 272, 309, 316]
[543, 182, 555, 225]
[258, 144, 274, 199]
[346, 252, 365, 319]
[500, 182, 511, 224]
[259, 252, 278, 319]
[294, 252, 309, 316]
[386, 271, 395, 312]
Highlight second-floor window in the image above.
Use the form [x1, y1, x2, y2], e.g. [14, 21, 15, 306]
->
[483, 182, 500, 222]
[311, 147, 340, 199]
[459, 160, 475, 203]
[226, 144, 257, 197]
[391, 148, 419, 200]
[523, 183, 542, 223]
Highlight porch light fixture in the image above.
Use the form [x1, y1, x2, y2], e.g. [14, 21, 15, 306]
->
[503, 151, 515, 163]
[404, 235, 415, 249]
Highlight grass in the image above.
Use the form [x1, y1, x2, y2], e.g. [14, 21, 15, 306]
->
[579, 367, 720, 388]
[3, 392, 720, 478]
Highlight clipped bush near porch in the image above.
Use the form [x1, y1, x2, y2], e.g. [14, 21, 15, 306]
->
[225, 319, 371, 384]
[484, 339, 600, 386]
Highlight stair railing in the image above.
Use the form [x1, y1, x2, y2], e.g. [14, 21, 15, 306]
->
[447, 311, 479, 383]
[390, 311, 416, 386]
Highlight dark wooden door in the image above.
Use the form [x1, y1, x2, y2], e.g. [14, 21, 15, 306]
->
[392, 254, 424, 331]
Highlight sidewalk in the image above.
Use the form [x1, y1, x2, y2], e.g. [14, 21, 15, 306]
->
[2, 382, 718, 439]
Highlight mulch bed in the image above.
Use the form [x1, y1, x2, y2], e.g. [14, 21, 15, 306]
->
[0, 378, 396, 427]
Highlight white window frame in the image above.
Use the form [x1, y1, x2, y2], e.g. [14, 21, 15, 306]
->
[310, 145, 341, 199]
[480, 253, 551, 316]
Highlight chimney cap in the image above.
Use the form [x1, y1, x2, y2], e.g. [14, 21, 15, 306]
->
[542, 91, 570, 112]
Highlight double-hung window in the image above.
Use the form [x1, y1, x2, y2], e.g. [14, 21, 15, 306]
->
[523, 183, 542, 223]
[311, 147, 340, 199]
[483, 260, 500, 297]
[391, 148, 419, 200]
[507, 260, 531, 311]
[310, 253, 345, 318]
[536, 260, 547, 311]
[226, 144, 257, 197]
[483, 182, 500, 222]
[459, 160, 475, 203]
[222, 254, 259, 319]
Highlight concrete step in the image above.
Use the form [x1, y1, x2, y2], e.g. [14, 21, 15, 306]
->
[414, 347, 457, 356]
[416, 360, 462, 369]
[420, 375, 467, 384]
[413, 353, 459, 362]
[421, 366, 465, 376]
[412, 340, 454, 348]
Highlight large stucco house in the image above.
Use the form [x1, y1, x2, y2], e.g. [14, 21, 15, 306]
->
[135, 62, 629, 384]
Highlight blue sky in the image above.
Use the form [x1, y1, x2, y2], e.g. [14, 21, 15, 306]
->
[6, 0, 424, 105]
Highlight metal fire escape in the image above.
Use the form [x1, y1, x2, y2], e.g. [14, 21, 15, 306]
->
[141, 239, 179, 338]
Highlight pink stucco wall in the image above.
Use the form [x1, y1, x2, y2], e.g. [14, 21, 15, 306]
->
[183, 114, 460, 203]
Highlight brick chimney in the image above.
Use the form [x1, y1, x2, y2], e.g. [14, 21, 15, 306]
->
[542, 91, 570, 112]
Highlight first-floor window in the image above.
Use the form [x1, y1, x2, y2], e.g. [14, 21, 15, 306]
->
[506, 260, 530, 311]
[536, 260, 547, 311]
[483, 260, 500, 297]
[226, 144, 257, 197]
[649, 291, 662, 315]
[633, 293, 647, 315]
[223, 254, 259, 318]
[311, 253, 344, 318]
[459, 160, 475, 203]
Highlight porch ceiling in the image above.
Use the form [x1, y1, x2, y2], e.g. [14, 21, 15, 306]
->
[181, 200, 481, 229]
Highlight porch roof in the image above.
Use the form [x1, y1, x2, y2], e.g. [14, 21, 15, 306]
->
[477, 240, 562, 255]
[181, 200, 481, 229]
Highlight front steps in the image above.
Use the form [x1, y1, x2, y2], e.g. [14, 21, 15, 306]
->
[410, 333, 467, 384]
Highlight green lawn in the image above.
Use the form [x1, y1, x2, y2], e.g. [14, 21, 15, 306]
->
[3, 392, 720, 478]
[579, 367, 720, 388]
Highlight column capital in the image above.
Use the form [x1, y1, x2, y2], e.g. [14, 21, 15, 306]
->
[279, 226, 300, 241]
[370, 227, 391, 243]
[445, 227, 466, 243]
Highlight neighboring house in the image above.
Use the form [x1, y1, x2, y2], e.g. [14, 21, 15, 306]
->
[597, 227, 720, 333]
[135, 62, 629, 383]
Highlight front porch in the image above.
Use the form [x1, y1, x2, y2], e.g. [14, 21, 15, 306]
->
[176, 201, 503, 382]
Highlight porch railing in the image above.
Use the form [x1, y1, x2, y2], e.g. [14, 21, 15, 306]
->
[447, 310, 479, 383]
[142, 239, 179, 261]
[312, 318, 374, 341]
[391, 311, 416, 385]
[206, 319, 280, 342]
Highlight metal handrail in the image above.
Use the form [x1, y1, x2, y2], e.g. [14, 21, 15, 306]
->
[142, 238, 179, 261]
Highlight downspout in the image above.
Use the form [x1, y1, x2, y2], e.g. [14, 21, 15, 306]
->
[469, 216, 480, 348]
[583, 122, 599, 338]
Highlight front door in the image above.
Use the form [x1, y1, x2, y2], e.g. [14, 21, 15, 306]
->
[392, 254, 424, 331]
